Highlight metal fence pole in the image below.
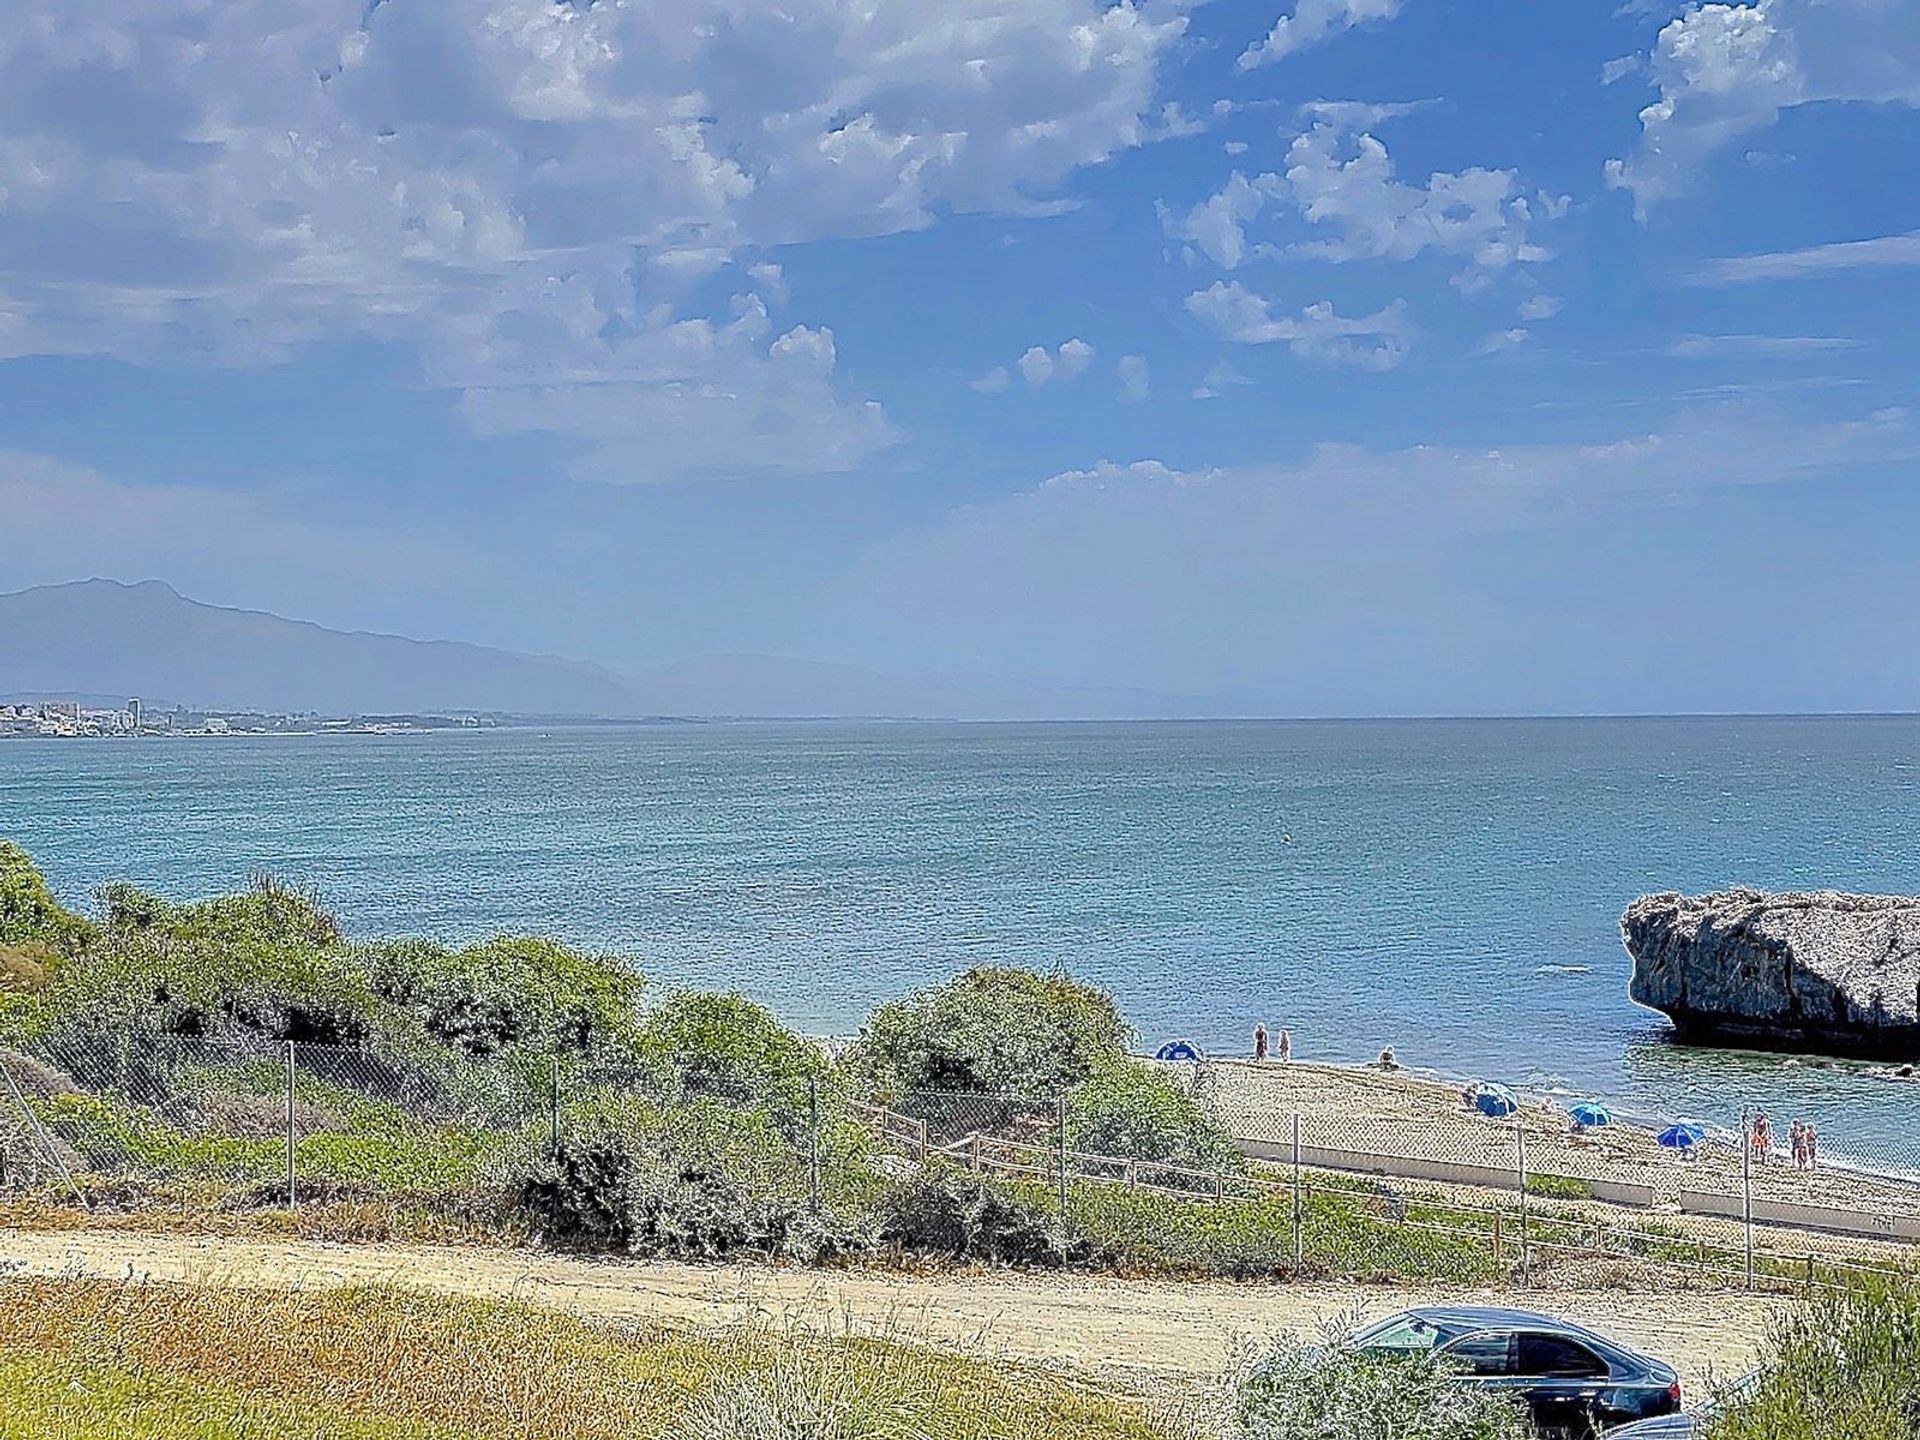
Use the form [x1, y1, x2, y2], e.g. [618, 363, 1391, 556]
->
[285, 1040, 297, 1209]
[1292, 1113, 1304, 1269]
[1056, 1094, 1069, 1224]
[549, 1055, 561, 1157]
[1742, 1104, 1754, 1290]
[808, 1077, 822, 1215]
[1516, 1125, 1530, 1285]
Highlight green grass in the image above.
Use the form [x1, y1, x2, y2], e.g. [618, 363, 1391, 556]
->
[0, 1278, 1171, 1440]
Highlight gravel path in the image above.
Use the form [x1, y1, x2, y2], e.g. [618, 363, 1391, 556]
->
[0, 1227, 1779, 1392]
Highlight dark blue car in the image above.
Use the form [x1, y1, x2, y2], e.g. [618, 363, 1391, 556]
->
[1353, 1305, 1683, 1438]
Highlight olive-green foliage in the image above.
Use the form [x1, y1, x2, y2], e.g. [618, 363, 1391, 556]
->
[1220, 1320, 1530, 1440]
[634, 991, 830, 1129]
[505, 1093, 861, 1262]
[362, 935, 643, 1059]
[853, 967, 1134, 1101]
[0, 842, 92, 951]
[875, 1165, 1079, 1267]
[4, 847, 644, 1086]
[1067, 1061, 1241, 1172]
[1060, 1182, 1498, 1283]
[1710, 1282, 1920, 1440]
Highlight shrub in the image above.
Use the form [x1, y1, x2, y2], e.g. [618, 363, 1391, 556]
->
[874, 1165, 1080, 1266]
[362, 935, 643, 1060]
[1710, 1281, 1920, 1440]
[0, 843, 92, 953]
[853, 967, 1133, 1102]
[634, 991, 828, 1129]
[505, 1096, 861, 1262]
[1068, 1060, 1241, 1173]
[1218, 1320, 1530, 1440]
[1524, 1172, 1592, 1201]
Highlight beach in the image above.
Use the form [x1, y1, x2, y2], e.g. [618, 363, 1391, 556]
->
[1206, 1059, 1920, 1221]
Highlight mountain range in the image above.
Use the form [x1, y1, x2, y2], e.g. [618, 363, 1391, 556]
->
[0, 579, 1223, 720]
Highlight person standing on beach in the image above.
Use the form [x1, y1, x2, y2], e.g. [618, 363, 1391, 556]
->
[1807, 1121, 1819, 1172]
[1277, 1028, 1292, 1063]
[1253, 1024, 1268, 1062]
[1752, 1111, 1771, 1164]
[1791, 1120, 1807, 1171]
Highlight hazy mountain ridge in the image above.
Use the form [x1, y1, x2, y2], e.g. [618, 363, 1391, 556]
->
[0, 579, 1224, 720]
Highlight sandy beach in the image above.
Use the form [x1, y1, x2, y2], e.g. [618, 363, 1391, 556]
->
[1204, 1060, 1920, 1221]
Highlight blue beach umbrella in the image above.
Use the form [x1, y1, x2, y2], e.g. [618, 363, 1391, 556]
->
[1475, 1083, 1519, 1118]
[1155, 1039, 1204, 1063]
[1658, 1122, 1706, 1151]
[1569, 1101, 1612, 1129]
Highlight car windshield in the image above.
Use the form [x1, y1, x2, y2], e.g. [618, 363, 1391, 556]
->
[1353, 1315, 1453, 1354]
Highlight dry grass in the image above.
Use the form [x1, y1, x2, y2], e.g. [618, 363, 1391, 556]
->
[0, 1276, 1171, 1440]
[0, 1189, 522, 1249]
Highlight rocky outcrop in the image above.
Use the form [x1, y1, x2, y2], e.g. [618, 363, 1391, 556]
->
[1624, 890, 1920, 1059]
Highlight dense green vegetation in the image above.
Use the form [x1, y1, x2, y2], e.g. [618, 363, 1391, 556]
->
[1708, 1281, 1920, 1440]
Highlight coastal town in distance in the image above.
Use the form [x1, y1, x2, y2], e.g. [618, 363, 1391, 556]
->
[0, 699, 495, 739]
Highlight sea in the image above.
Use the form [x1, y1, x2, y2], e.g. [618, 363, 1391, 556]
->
[4, 716, 1919, 1161]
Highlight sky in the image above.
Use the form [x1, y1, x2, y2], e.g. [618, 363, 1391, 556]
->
[1, 0, 1917, 715]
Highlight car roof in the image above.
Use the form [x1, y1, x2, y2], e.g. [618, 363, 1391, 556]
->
[1382, 1307, 1664, 1370]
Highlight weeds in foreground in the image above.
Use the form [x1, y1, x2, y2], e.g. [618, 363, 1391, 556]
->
[0, 1277, 1166, 1440]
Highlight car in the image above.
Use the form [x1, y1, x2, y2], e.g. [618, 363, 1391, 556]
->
[1352, 1305, 1683, 1438]
[1606, 1372, 1760, 1439]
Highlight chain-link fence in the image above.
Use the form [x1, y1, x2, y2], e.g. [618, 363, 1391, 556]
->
[4, 1036, 1917, 1295]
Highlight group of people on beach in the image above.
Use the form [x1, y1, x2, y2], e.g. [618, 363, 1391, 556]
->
[1748, 1111, 1820, 1171]
[1251, 1024, 1292, 1063]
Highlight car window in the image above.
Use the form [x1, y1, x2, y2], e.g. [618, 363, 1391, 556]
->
[1442, 1333, 1514, 1376]
[1516, 1334, 1608, 1379]
[1356, 1317, 1447, 1354]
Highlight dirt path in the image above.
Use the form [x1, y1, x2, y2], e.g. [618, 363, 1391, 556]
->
[0, 1227, 1779, 1391]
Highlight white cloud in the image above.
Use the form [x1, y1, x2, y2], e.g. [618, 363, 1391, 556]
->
[1192, 358, 1254, 398]
[1118, 353, 1151, 401]
[1518, 294, 1566, 321]
[1224, 141, 1251, 156]
[1019, 347, 1057, 388]
[1187, 281, 1411, 370]
[1667, 333, 1859, 356]
[0, 0, 1194, 478]
[1606, 0, 1920, 215]
[970, 367, 1012, 395]
[1473, 327, 1530, 355]
[1057, 338, 1096, 379]
[1160, 108, 1549, 289]
[1283, 114, 1550, 281]
[1239, 0, 1405, 70]
[1690, 230, 1920, 283]
[1158, 172, 1285, 269]
[1601, 55, 1644, 84]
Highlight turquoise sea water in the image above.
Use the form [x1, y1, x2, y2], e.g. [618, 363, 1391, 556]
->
[4, 717, 1919, 1158]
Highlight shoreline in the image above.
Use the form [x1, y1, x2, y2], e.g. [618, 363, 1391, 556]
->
[1196, 1057, 1920, 1216]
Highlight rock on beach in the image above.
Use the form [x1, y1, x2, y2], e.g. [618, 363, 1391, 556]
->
[1623, 889, 1920, 1059]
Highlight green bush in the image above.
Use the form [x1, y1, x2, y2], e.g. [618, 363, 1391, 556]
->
[504, 1095, 863, 1262]
[0, 843, 94, 953]
[1710, 1281, 1920, 1440]
[852, 967, 1133, 1102]
[1219, 1320, 1530, 1440]
[1523, 1172, 1592, 1201]
[1068, 1060, 1240, 1173]
[634, 991, 829, 1130]
[875, 1165, 1081, 1266]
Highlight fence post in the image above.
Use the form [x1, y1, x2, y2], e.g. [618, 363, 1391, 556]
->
[549, 1055, 561, 1158]
[1292, 1113, 1304, 1270]
[1056, 1095, 1069, 1224]
[1516, 1126, 1529, 1285]
[918, 1117, 929, 1165]
[972, 1131, 983, 1175]
[808, 1077, 822, 1216]
[1741, 1104, 1754, 1291]
[285, 1040, 297, 1210]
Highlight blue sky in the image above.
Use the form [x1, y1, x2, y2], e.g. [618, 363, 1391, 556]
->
[1, 0, 1917, 713]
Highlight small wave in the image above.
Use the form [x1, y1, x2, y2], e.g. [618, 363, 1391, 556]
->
[1533, 964, 1592, 976]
